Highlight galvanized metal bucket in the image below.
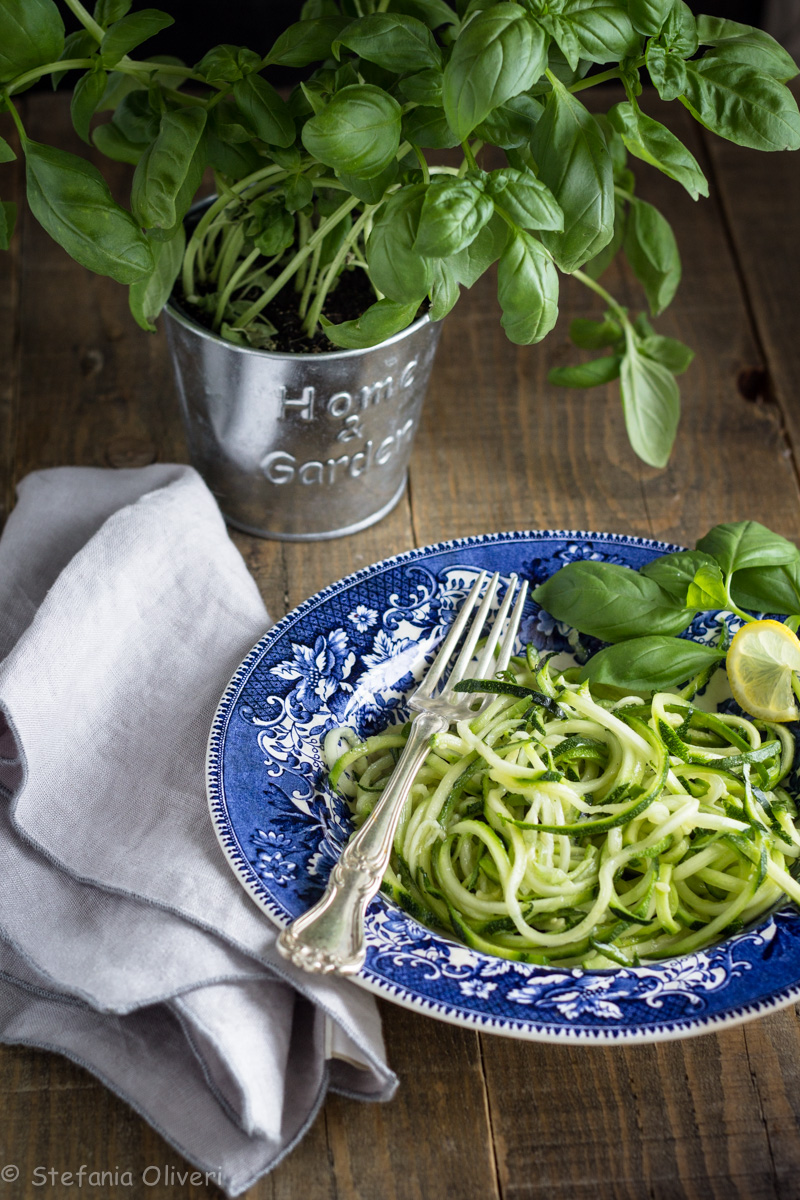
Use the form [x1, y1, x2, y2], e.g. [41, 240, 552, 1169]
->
[164, 299, 442, 540]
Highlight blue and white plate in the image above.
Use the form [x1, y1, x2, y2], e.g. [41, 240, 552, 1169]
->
[207, 530, 800, 1043]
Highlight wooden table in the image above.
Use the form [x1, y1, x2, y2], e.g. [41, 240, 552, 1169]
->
[2, 88, 800, 1199]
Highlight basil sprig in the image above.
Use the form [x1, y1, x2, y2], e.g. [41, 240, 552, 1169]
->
[532, 521, 800, 691]
[1, 1, 799, 468]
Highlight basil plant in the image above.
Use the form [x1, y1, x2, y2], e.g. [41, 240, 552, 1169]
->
[1, 0, 799, 467]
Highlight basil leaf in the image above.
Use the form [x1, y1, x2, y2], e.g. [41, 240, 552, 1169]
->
[548, 356, 621, 387]
[628, 0, 674, 37]
[210, 99, 253, 146]
[336, 14, 441, 71]
[701, 43, 799, 87]
[398, 68, 443, 106]
[302, 85, 402, 179]
[429, 259, 460, 321]
[414, 177, 493, 257]
[580, 637, 725, 691]
[0, 201, 17, 251]
[52, 29, 97, 90]
[128, 226, 184, 332]
[532, 560, 694, 641]
[638, 333, 693, 374]
[686, 561, 729, 610]
[195, 44, 261, 83]
[0, 138, 16, 164]
[646, 43, 687, 103]
[94, 0, 132, 24]
[557, 0, 639, 66]
[92, 120, 145, 165]
[662, 1, 698, 56]
[475, 93, 543, 149]
[265, 18, 350, 68]
[681, 59, 800, 152]
[205, 132, 261, 180]
[443, 4, 547, 140]
[336, 161, 399, 204]
[581, 191, 626, 280]
[731, 561, 800, 617]
[497, 230, 559, 345]
[0, 0, 64, 83]
[367, 185, 433, 303]
[624, 196, 680, 316]
[448, 211, 509, 287]
[619, 333, 680, 468]
[538, 13, 582, 72]
[301, 75, 334, 117]
[486, 167, 563, 231]
[265, 143, 301, 171]
[100, 9, 174, 68]
[321, 298, 420, 349]
[568, 317, 622, 349]
[403, 106, 460, 149]
[593, 111, 627, 177]
[285, 174, 314, 213]
[131, 106, 206, 230]
[390, 0, 459, 28]
[549, 356, 621, 387]
[233, 74, 295, 148]
[24, 140, 153, 284]
[70, 67, 108, 145]
[608, 99, 708, 200]
[251, 203, 294, 256]
[110, 90, 159, 144]
[696, 521, 800, 576]
[640, 549, 717, 602]
[531, 79, 614, 272]
[300, 0, 339, 17]
[696, 17, 798, 84]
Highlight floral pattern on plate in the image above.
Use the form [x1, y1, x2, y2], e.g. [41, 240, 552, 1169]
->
[207, 530, 800, 1043]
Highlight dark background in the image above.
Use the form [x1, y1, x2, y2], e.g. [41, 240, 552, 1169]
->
[100, 1, 770, 77]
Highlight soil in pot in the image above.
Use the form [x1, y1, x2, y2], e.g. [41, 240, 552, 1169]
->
[177, 267, 386, 355]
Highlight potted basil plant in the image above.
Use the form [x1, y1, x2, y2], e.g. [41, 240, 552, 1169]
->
[1, 0, 798, 536]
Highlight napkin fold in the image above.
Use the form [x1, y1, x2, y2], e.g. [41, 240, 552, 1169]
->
[0, 464, 396, 1195]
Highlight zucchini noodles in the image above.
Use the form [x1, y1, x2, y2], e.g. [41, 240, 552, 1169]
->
[325, 647, 800, 968]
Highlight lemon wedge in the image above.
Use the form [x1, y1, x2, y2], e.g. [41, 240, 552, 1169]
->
[726, 619, 800, 722]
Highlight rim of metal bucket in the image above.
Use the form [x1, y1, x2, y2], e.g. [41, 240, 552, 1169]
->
[164, 297, 433, 362]
[165, 195, 434, 363]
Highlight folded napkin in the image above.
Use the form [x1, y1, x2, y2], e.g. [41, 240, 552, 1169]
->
[0, 464, 396, 1195]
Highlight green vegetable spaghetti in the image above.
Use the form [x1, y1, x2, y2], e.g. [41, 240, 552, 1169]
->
[325, 647, 800, 968]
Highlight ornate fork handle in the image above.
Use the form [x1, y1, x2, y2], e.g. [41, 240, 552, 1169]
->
[277, 710, 447, 975]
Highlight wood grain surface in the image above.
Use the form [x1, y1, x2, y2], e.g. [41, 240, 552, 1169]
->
[1, 87, 800, 1200]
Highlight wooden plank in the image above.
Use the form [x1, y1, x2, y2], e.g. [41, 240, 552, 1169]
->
[479, 1024, 796, 1200]
[0, 1045, 226, 1199]
[323, 1006, 500, 1200]
[702, 91, 800, 489]
[736, 1009, 800, 1198]
[8, 94, 187, 486]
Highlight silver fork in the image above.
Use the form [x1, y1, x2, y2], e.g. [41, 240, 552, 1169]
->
[277, 570, 529, 976]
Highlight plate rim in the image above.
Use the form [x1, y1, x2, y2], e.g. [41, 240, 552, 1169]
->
[207, 527, 800, 1043]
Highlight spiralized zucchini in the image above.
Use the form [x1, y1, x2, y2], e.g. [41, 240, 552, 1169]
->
[325, 647, 800, 968]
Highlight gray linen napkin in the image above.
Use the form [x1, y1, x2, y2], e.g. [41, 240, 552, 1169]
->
[0, 464, 396, 1196]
